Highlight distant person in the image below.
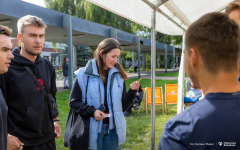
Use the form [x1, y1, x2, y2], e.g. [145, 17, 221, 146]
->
[226, 1, 240, 82]
[3, 15, 61, 150]
[159, 12, 240, 149]
[124, 84, 143, 117]
[184, 80, 202, 103]
[68, 38, 140, 150]
[0, 25, 15, 150]
[62, 57, 69, 89]
[226, 0, 240, 27]
[134, 60, 138, 73]
[129, 61, 132, 68]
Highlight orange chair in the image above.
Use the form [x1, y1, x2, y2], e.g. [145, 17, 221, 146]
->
[165, 84, 178, 113]
[185, 103, 194, 109]
[145, 87, 164, 114]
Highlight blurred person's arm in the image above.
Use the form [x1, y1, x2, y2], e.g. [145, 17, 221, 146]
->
[122, 81, 138, 112]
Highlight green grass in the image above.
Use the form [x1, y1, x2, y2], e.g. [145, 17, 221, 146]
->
[124, 68, 151, 73]
[124, 108, 176, 150]
[156, 71, 188, 77]
[55, 90, 71, 150]
[55, 79, 178, 150]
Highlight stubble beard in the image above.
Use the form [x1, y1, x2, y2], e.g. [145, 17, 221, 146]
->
[22, 41, 42, 56]
[25, 48, 41, 56]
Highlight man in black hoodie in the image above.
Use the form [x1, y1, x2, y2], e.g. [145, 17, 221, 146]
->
[3, 15, 61, 150]
[0, 25, 15, 150]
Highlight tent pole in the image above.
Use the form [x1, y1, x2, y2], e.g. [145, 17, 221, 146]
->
[151, 8, 156, 150]
[177, 34, 185, 114]
[173, 46, 175, 71]
[150, 1, 170, 149]
[63, 14, 73, 90]
[135, 36, 141, 78]
[142, 0, 186, 32]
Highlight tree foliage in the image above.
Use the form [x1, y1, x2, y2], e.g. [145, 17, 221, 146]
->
[44, 0, 182, 46]
[44, 0, 135, 34]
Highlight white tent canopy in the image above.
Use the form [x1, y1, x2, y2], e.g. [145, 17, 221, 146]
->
[86, 0, 229, 35]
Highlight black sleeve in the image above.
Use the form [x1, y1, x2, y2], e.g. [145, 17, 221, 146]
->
[69, 79, 97, 117]
[122, 81, 137, 112]
[50, 66, 57, 103]
[0, 74, 6, 99]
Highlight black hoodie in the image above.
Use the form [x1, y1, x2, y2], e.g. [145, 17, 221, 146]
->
[0, 75, 7, 150]
[3, 47, 57, 146]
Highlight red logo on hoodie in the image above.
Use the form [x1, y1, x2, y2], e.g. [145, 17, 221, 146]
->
[36, 79, 45, 90]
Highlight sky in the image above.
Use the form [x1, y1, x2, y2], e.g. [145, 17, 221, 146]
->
[21, 0, 46, 8]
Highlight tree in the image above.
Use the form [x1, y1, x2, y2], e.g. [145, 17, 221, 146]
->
[44, 0, 135, 34]
[59, 46, 68, 59]
[134, 24, 183, 46]
[121, 51, 132, 69]
[76, 46, 91, 67]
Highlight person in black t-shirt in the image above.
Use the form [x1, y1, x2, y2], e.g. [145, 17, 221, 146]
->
[0, 25, 15, 150]
[159, 12, 240, 150]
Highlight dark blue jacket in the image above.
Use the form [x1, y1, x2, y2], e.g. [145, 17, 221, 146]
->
[159, 92, 240, 150]
[63, 63, 68, 77]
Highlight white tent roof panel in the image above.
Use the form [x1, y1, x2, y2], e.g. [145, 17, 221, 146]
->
[170, 0, 230, 24]
[86, 0, 231, 35]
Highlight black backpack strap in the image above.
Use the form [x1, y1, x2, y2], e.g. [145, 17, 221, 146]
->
[24, 66, 48, 98]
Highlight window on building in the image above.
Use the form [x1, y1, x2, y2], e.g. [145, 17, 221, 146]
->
[51, 57, 55, 65]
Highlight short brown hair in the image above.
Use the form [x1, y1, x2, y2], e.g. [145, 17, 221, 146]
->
[185, 12, 240, 74]
[0, 25, 12, 37]
[226, 0, 240, 15]
[17, 15, 47, 34]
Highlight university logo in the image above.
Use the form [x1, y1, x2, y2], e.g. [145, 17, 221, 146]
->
[168, 90, 177, 95]
[218, 142, 222, 146]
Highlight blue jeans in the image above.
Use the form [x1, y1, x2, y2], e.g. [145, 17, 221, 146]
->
[97, 124, 122, 150]
[184, 95, 202, 103]
[64, 76, 69, 87]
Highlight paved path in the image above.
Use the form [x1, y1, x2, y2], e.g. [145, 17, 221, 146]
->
[127, 68, 190, 80]
[57, 68, 190, 92]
